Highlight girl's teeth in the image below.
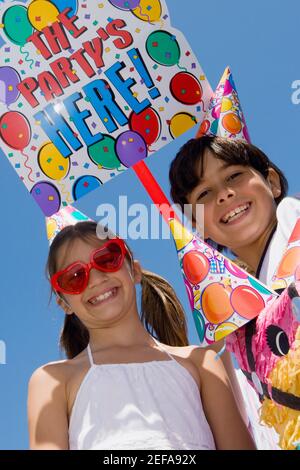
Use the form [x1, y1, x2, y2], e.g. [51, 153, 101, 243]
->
[90, 289, 115, 305]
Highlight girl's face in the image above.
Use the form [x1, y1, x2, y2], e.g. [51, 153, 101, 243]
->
[187, 150, 282, 252]
[55, 238, 142, 329]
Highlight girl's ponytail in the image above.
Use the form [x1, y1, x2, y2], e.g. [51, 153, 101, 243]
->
[60, 314, 89, 359]
[140, 270, 189, 347]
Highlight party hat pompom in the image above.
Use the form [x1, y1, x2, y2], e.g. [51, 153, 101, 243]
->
[196, 66, 250, 142]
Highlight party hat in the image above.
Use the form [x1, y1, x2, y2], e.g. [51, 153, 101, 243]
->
[46, 205, 92, 245]
[196, 66, 250, 142]
[134, 160, 278, 346]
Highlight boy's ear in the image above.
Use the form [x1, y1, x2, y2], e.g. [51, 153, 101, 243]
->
[56, 295, 73, 315]
[132, 260, 143, 284]
[267, 168, 282, 198]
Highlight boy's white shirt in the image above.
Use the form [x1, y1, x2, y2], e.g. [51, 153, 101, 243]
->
[258, 196, 300, 285]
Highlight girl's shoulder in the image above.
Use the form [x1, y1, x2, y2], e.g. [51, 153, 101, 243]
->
[29, 352, 89, 390]
[158, 342, 216, 386]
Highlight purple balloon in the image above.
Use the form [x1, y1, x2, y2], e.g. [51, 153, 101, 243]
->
[116, 131, 147, 168]
[30, 182, 61, 217]
[0, 66, 21, 105]
[108, 0, 140, 9]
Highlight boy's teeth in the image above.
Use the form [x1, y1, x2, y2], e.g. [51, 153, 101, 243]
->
[222, 204, 250, 224]
[89, 289, 115, 305]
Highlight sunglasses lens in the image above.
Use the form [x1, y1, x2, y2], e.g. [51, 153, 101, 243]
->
[57, 265, 87, 294]
[93, 242, 123, 271]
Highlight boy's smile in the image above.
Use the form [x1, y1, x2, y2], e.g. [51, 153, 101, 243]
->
[187, 149, 281, 270]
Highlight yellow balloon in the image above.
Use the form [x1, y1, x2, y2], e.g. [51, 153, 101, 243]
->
[38, 142, 70, 180]
[28, 0, 60, 31]
[169, 112, 197, 139]
[47, 218, 58, 241]
[214, 322, 237, 342]
[132, 0, 162, 22]
[221, 97, 233, 113]
[169, 218, 193, 251]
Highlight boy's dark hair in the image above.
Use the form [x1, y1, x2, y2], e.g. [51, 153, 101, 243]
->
[169, 135, 288, 211]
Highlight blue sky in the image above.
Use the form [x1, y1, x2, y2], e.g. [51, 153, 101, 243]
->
[0, 0, 299, 449]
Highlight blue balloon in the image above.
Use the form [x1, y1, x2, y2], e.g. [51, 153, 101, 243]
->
[72, 176, 102, 201]
[248, 276, 273, 295]
[50, 0, 78, 16]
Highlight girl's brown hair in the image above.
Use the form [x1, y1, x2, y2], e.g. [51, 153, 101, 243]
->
[47, 221, 189, 359]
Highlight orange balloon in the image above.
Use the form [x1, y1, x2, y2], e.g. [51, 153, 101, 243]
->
[276, 247, 300, 279]
[222, 113, 242, 135]
[183, 251, 210, 285]
[230, 286, 265, 319]
[289, 219, 300, 243]
[196, 119, 210, 138]
[201, 283, 234, 324]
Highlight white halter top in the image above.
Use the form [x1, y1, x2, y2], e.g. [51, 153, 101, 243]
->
[68, 338, 216, 450]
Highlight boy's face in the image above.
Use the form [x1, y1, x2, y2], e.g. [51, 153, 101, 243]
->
[186, 150, 281, 252]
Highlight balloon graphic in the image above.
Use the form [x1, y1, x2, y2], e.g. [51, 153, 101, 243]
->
[193, 309, 205, 344]
[230, 286, 265, 319]
[221, 97, 233, 113]
[28, 0, 60, 31]
[0, 67, 21, 106]
[38, 142, 70, 180]
[214, 322, 237, 342]
[132, 0, 162, 22]
[198, 119, 210, 137]
[129, 108, 161, 146]
[169, 112, 197, 139]
[31, 182, 61, 217]
[210, 119, 219, 135]
[248, 276, 273, 295]
[109, 0, 140, 10]
[51, 0, 78, 15]
[289, 219, 300, 243]
[224, 259, 248, 279]
[222, 113, 242, 135]
[211, 103, 221, 120]
[72, 176, 102, 201]
[88, 135, 121, 170]
[115, 131, 147, 167]
[0, 111, 31, 150]
[201, 283, 234, 324]
[276, 247, 300, 279]
[183, 251, 210, 285]
[170, 72, 203, 105]
[2, 5, 33, 46]
[146, 31, 180, 66]
[184, 279, 194, 311]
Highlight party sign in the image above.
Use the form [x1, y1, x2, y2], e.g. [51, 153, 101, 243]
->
[0, 0, 212, 217]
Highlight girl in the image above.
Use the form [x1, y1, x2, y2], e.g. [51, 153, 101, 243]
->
[27, 221, 255, 450]
[169, 135, 300, 284]
[169, 135, 300, 449]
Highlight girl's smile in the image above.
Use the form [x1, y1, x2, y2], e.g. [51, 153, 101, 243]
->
[55, 238, 141, 328]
